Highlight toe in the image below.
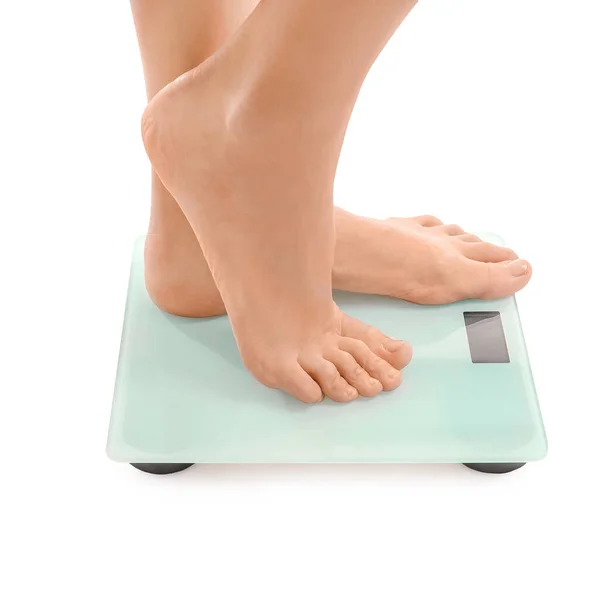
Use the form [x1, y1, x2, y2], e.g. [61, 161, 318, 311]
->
[468, 259, 532, 299]
[300, 357, 359, 403]
[436, 224, 464, 236]
[338, 338, 403, 392]
[456, 233, 481, 243]
[414, 214, 443, 227]
[325, 349, 383, 397]
[340, 314, 412, 371]
[461, 241, 518, 263]
[278, 362, 324, 404]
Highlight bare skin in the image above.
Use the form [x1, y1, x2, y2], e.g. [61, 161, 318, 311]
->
[131, 0, 258, 317]
[147, 210, 531, 317]
[133, 0, 531, 403]
[141, 0, 425, 404]
[131, 0, 531, 319]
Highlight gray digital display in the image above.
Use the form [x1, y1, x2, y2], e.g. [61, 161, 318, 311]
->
[463, 311, 510, 363]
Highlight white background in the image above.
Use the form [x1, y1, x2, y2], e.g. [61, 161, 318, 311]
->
[1, 1, 599, 599]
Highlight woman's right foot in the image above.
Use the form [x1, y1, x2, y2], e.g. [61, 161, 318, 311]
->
[142, 57, 411, 404]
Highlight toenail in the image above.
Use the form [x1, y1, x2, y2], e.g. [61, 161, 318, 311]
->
[369, 377, 379, 386]
[383, 339, 404, 352]
[509, 260, 529, 276]
[347, 388, 358, 399]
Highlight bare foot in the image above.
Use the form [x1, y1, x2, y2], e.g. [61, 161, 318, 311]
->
[145, 206, 531, 317]
[333, 209, 531, 304]
[141, 62, 411, 404]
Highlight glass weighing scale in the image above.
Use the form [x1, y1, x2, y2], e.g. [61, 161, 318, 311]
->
[107, 235, 547, 475]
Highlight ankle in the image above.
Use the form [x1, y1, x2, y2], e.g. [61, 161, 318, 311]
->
[222, 56, 351, 152]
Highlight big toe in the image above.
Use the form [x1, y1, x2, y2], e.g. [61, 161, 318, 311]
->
[340, 314, 412, 371]
[263, 360, 324, 404]
[299, 356, 359, 403]
[469, 258, 532, 299]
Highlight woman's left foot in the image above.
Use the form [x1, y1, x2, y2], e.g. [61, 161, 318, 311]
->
[145, 207, 531, 317]
[333, 208, 531, 304]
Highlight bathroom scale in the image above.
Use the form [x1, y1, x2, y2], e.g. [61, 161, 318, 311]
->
[107, 234, 547, 475]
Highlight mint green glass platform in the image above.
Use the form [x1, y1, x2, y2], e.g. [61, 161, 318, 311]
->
[107, 235, 547, 474]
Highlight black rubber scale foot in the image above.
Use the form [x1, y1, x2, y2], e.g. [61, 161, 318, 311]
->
[463, 462, 526, 474]
[131, 463, 194, 475]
